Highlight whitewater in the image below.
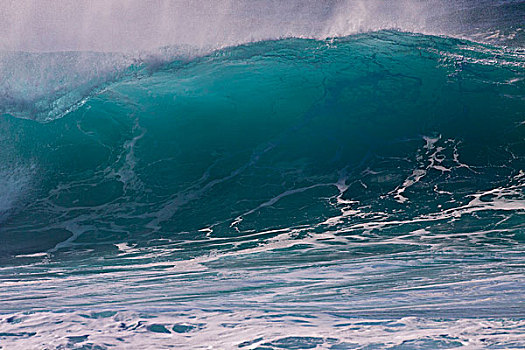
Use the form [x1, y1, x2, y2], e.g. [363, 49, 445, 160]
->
[0, 1, 524, 349]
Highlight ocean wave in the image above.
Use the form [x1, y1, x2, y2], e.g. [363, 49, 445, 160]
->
[0, 28, 524, 349]
[0, 30, 523, 256]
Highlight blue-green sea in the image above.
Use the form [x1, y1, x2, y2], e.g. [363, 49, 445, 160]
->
[1, 1, 524, 349]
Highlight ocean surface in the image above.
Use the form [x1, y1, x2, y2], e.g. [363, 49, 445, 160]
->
[0, 1, 524, 349]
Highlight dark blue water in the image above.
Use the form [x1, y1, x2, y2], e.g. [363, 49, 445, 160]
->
[0, 2, 524, 349]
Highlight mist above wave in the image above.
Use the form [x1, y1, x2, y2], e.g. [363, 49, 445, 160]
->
[0, 0, 523, 53]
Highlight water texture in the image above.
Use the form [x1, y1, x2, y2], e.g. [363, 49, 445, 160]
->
[0, 1, 524, 349]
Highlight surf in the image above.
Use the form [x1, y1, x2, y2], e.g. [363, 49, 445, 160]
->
[0, 3, 524, 348]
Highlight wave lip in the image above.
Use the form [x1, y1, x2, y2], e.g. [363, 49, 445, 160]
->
[0, 51, 134, 121]
[1, 30, 524, 123]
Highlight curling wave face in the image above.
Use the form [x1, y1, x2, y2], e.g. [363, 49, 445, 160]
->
[0, 31, 524, 349]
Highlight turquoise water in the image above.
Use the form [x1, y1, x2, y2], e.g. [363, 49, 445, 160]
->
[0, 30, 524, 349]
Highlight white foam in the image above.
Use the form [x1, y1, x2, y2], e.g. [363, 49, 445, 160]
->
[0, 301, 523, 349]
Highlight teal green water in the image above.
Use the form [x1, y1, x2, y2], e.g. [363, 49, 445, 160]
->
[0, 31, 524, 349]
